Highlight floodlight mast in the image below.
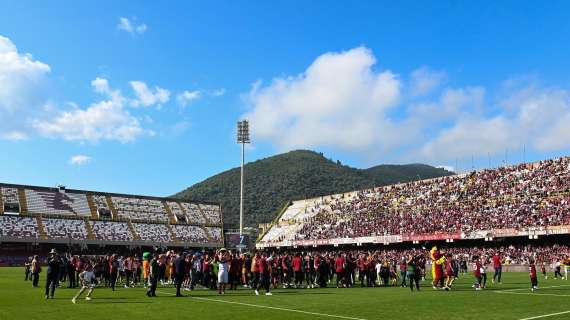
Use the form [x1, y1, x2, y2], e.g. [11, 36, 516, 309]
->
[237, 120, 250, 251]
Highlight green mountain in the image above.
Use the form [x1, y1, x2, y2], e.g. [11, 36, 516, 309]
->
[174, 150, 454, 229]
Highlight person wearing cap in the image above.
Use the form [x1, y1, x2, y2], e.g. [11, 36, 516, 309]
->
[45, 249, 60, 299]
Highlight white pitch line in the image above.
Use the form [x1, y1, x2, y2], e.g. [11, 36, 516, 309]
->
[495, 291, 570, 298]
[156, 290, 368, 320]
[518, 310, 570, 320]
[498, 284, 570, 292]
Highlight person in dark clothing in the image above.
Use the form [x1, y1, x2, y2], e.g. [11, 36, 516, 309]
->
[173, 252, 186, 297]
[407, 255, 420, 292]
[109, 254, 119, 291]
[45, 249, 60, 299]
[147, 254, 159, 297]
[67, 258, 76, 288]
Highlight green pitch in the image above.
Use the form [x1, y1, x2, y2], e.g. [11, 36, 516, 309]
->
[1, 267, 569, 320]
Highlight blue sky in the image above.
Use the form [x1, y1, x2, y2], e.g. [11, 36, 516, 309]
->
[1, 1, 570, 196]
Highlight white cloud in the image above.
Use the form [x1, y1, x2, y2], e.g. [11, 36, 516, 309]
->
[0, 35, 51, 139]
[211, 88, 226, 96]
[420, 85, 570, 161]
[33, 78, 146, 143]
[176, 90, 201, 107]
[130, 81, 170, 107]
[136, 24, 147, 34]
[243, 46, 402, 151]
[117, 17, 147, 35]
[91, 77, 110, 94]
[69, 155, 92, 166]
[410, 67, 445, 97]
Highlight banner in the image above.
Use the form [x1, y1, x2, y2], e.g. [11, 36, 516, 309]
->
[402, 232, 462, 242]
[547, 225, 570, 235]
[465, 230, 491, 239]
[491, 228, 519, 238]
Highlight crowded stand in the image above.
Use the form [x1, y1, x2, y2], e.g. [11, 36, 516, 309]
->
[42, 218, 88, 240]
[0, 216, 39, 239]
[171, 225, 210, 243]
[260, 157, 570, 246]
[89, 221, 134, 242]
[132, 223, 172, 243]
[25, 189, 91, 217]
[110, 196, 169, 223]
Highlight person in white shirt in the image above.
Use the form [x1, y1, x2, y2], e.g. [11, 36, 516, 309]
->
[217, 249, 229, 295]
[72, 262, 98, 304]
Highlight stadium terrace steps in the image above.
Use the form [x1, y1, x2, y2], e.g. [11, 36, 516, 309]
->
[162, 201, 177, 224]
[0, 182, 224, 247]
[176, 201, 187, 223]
[86, 194, 98, 219]
[105, 196, 118, 219]
[166, 224, 179, 243]
[84, 218, 95, 240]
[127, 221, 141, 241]
[202, 226, 213, 243]
[17, 188, 28, 214]
[0, 187, 3, 215]
[196, 204, 210, 225]
[35, 216, 47, 240]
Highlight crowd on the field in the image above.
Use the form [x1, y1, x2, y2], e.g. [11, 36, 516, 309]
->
[286, 157, 570, 242]
[23, 243, 570, 302]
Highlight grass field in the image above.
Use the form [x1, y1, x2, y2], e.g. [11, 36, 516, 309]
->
[1, 267, 569, 320]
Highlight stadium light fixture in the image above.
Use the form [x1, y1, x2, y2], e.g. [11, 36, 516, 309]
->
[237, 120, 250, 251]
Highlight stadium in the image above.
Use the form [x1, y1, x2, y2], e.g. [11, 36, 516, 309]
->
[2, 2, 570, 320]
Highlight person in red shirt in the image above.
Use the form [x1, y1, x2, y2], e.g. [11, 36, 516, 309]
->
[292, 253, 303, 288]
[444, 254, 455, 290]
[335, 253, 345, 288]
[473, 257, 482, 290]
[492, 252, 502, 284]
[540, 261, 547, 280]
[529, 259, 538, 291]
[255, 252, 272, 296]
[358, 255, 367, 287]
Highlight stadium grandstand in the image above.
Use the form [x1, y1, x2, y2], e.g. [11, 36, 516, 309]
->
[0, 183, 224, 248]
[257, 156, 570, 248]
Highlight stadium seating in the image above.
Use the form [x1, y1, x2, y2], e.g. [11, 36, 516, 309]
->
[89, 221, 134, 242]
[111, 196, 168, 222]
[42, 218, 87, 240]
[171, 225, 209, 243]
[200, 204, 222, 225]
[177, 202, 207, 224]
[0, 216, 39, 239]
[205, 226, 223, 242]
[132, 222, 172, 243]
[0, 183, 224, 246]
[260, 157, 570, 245]
[1, 187, 19, 205]
[25, 189, 91, 217]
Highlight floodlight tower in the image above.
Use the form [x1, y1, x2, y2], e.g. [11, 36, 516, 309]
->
[237, 120, 250, 250]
